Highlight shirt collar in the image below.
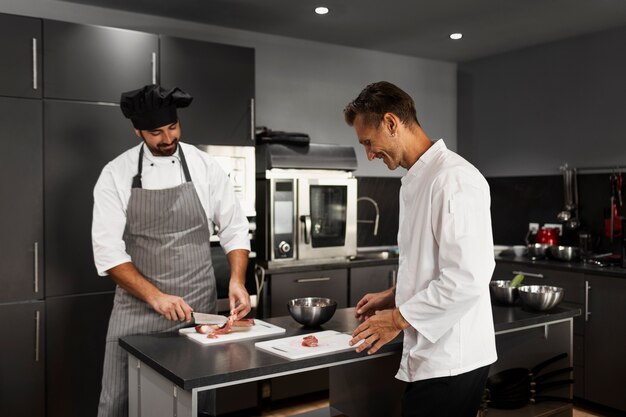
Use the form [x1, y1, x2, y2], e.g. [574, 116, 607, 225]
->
[141, 142, 181, 165]
[401, 139, 446, 185]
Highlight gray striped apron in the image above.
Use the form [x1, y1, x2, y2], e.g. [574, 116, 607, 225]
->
[98, 144, 216, 417]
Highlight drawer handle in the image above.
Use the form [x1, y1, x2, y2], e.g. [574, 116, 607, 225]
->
[389, 269, 397, 287]
[585, 280, 591, 322]
[512, 270, 544, 278]
[32, 38, 38, 90]
[295, 277, 331, 283]
[151, 52, 157, 84]
[34, 241, 39, 293]
[250, 98, 255, 141]
[35, 310, 40, 362]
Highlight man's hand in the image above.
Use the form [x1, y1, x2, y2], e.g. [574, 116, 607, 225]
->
[149, 293, 193, 321]
[350, 308, 407, 355]
[229, 281, 251, 320]
[354, 287, 396, 322]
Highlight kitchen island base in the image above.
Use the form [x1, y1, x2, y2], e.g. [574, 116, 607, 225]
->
[122, 306, 578, 417]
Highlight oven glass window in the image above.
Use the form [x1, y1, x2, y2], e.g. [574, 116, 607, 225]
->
[310, 185, 347, 247]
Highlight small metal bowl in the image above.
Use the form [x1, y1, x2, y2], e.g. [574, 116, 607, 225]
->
[549, 245, 580, 262]
[287, 297, 337, 327]
[518, 285, 564, 311]
[527, 243, 551, 259]
[489, 280, 519, 305]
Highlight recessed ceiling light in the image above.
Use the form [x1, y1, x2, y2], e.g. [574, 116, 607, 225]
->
[315, 6, 329, 15]
[450, 33, 463, 40]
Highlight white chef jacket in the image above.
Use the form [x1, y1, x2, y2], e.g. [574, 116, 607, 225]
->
[395, 139, 497, 382]
[92, 141, 250, 276]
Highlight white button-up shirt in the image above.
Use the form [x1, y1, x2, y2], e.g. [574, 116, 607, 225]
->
[92, 142, 250, 276]
[396, 139, 497, 382]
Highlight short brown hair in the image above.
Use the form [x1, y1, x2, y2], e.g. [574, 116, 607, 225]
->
[344, 81, 419, 128]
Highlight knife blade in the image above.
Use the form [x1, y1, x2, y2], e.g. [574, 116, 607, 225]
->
[192, 312, 229, 326]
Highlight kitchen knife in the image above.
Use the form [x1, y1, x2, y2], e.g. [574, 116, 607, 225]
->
[192, 312, 229, 326]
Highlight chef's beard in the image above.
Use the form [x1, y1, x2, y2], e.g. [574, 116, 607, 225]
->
[141, 136, 179, 157]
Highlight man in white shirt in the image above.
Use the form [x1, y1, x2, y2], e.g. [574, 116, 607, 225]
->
[92, 84, 251, 417]
[345, 81, 496, 417]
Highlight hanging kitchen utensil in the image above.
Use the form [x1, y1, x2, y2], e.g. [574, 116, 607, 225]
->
[566, 168, 580, 229]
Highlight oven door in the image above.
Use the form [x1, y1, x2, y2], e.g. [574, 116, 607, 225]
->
[297, 178, 357, 260]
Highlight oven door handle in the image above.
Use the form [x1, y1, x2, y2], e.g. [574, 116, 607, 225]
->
[300, 215, 311, 244]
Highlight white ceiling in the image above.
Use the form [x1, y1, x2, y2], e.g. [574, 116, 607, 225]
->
[60, 0, 626, 62]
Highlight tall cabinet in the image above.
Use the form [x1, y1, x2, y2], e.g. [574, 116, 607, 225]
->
[0, 13, 45, 417]
[0, 13, 256, 417]
[160, 35, 255, 146]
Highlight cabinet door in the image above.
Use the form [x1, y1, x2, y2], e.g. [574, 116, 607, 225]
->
[0, 14, 41, 98]
[0, 301, 45, 417]
[160, 36, 255, 146]
[0, 97, 43, 302]
[44, 101, 131, 296]
[350, 264, 397, 306]
[270, 269, 347, 317]
[46, 293, 114, 417]
[44, 20, 157, 103]
[584, 274, 626, 412]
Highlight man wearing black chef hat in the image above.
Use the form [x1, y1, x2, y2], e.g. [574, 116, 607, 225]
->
[92, 84, 251, 417]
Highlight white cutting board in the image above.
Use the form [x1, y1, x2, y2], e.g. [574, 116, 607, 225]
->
[179, 320, 285, 345]
[255, 330, 360, 360]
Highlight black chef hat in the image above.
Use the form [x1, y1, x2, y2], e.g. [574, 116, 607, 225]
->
[120, 84, 193, 130]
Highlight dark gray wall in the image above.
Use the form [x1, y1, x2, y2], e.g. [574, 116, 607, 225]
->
[458, 25, 626, 177]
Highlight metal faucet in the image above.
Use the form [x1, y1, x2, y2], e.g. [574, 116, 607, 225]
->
[357, 196, 380, 236]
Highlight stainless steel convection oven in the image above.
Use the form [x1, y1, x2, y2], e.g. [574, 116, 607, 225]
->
[255, 143, 358, 268]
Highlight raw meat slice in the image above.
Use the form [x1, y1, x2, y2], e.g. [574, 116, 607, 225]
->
[302, 335, 319, 347]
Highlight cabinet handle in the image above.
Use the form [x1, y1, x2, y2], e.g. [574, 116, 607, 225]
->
[250, 98, 255, 141]
[389, 269, 397, 287]
[34, 242, 39, 293]
[32, 38, 38, 90]
[35, 310, 40, 362]
[295, 277, 331, 283]
[512, 270, 544, 278]
[585, 280, 591, 322]
[151, 52, 157, 84]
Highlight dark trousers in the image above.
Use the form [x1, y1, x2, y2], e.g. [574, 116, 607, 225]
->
[402, 365, 490, 417]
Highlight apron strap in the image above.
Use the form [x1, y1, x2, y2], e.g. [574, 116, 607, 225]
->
[132, 143, 192, 189]
[132, 145, 145, 188]
[178, 144, 192, 183]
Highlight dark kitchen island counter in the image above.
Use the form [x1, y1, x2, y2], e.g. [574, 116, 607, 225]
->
[120, 305, 580, 417]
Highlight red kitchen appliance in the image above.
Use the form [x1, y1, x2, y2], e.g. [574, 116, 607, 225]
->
[535, 227, 559, 246]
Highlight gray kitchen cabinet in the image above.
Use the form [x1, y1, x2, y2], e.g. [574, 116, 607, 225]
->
[582, 273, 626, 412]
[43, 20, 157, 103]
[44, 101, 130, 296]
[0, 97, 43, 302]
[269, 268, 348, 317]
[160, 36, 255, 146]
[494, 261, 586, 398]
[0, 14, 41, 98]
[46, 292, 114, 417]
[268, 268, 348, 401]
[349, 264, 397, 306]
[0, 301, 45, 417]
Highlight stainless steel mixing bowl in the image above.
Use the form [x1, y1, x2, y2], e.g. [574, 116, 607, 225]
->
[489, 280, 519, 305]
[287, 297, 337, 327]
[527, 243, 551, 259]
[549, 245, 580, 262]
[518, 285, 564, 311]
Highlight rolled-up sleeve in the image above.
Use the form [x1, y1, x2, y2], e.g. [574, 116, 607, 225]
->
[210, 164, 251, 254]
[92, 165, 132, 276]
